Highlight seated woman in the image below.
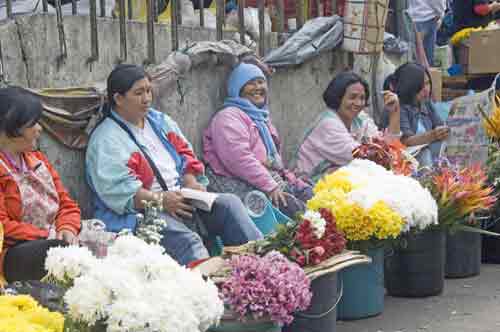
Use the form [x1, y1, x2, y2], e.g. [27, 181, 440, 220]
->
[86, 64, 262, 266]
[388, 63, 449, 167]
[0, 87, 81, 283]
[292, 71, 401, 182]
[203, 63, 313, 218]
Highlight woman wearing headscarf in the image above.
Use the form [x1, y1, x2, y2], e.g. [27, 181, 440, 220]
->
[0, 87, 81, 284]
[292, 71, 401, 182]
[86, 64, 262, 266]
[203, 63, 313, 218]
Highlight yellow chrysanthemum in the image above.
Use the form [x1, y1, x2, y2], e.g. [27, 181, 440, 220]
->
[313, 170, 356, 194]
[0, 295, 64, 332]
[308, 171, 405, 242]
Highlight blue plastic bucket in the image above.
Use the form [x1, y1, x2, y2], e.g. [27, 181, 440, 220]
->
[337, 247, 384, 320]
[250, 198, 292, 236]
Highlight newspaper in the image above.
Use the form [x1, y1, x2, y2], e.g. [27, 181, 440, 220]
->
[444, 76, 498, 168]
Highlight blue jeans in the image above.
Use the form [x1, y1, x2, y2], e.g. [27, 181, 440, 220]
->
[159, 193, 263, 265]
[416, 17, 439, 66]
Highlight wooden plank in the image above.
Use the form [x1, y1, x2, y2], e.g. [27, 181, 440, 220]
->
[88, 0, 99, 62]
[275, 0, 285, 32]
[199, 0, 205, 27]
[296, 0, 304, 29]
[6, 0, 12, 19]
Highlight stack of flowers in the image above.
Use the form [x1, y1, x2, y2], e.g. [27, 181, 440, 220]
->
[307, 159, 438, 246]
[0, 294, 64, 332]
[481, 95, 500, 139]
[420, 162, 496, 229]
[353, 138, 418, 176]
[221, 251, 312, 325]
[45, 235, 224, 332]
[255, 209, 346, 267]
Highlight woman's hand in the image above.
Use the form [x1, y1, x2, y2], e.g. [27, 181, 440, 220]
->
[183, 174, 207, 192]
[431, 126, 450, 141]
[162, 191, 195, 219]
[268, 187, 288, 208]
[56, 230, 78, 245]
[383, 91, 400, 114]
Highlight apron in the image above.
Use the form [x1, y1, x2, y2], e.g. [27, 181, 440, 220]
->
[0, 155, 60, 231]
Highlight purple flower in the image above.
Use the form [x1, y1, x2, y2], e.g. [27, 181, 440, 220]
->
[221, 251, 312, 325]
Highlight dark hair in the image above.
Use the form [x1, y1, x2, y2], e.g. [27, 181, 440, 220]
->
[322, 71, 370, 110]
[383, 73, 396, 92]
[106, 64, 149, 108]
[0, 87, 42, 138]
[394, 63, 432, 105]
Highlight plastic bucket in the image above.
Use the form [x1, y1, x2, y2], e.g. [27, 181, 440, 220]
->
[482, 217, 500, 264]
[337, 247, 384, 320]
[284, 272, 339, 332]
[446, 230, 481, 278]
[385, 229, 446, 297]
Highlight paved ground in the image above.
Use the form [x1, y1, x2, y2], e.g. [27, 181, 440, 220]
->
[336, 264, 500, 332]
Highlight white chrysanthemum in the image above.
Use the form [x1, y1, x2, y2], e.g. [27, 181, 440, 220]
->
[303, 210, 327, 239]
[57, 235, 223, 332]
[45, 245, 96, 282]
[342, 159, 438, 232]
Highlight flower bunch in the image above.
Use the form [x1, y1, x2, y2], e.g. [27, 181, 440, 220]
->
[421, 163, 496, 229]
[221, 251, 312, 325]
[450, 27, 482, 45]
[353, 138, 417, 176]
[135, 199, 167, 245]
[481, 95, 500, 139]
[308, 160, 438, 244]
[255, 209, 346, 267]
[45, 235, 224, 332]
[0, 294, 65, 332]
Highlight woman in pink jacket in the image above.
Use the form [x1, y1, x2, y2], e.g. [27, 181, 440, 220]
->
[203, 63, 312, 218]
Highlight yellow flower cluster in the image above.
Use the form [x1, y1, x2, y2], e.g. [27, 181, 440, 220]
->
[483, 96, 500, 139]
[0, 295, 64, 332]
[313, 170, 358, 194]
[308, 171, 404, 242]
[450, 27, 482, 46]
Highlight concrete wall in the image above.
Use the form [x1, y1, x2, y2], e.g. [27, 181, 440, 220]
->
[1, 14, 346, 217]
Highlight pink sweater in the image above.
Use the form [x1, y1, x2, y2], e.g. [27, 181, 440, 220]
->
[203, 107, 281, 193]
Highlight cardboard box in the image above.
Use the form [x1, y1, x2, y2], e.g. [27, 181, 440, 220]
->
[428, 67, 442, 102]
[458, 29, 500, 74]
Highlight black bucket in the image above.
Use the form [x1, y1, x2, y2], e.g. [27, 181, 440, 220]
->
[385, 229, 445, 297]
[446, 230, 481, 278]
[482, 218, 500, 263]
[284, 272, 339, 332]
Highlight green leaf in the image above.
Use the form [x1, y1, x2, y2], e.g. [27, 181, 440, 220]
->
[456, 225, 500, 237]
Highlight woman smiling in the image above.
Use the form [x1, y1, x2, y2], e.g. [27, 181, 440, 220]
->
[203, 63, 313, 218]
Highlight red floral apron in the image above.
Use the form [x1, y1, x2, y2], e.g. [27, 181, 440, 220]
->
[0, 156, 60, 231]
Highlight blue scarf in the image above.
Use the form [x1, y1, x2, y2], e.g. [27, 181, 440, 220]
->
[223, 97, 279, 160]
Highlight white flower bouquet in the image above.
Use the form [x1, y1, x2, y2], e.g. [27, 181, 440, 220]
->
[45, 236, 224, 332]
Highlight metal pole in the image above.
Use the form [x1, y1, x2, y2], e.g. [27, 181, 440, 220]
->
[315, 0, 321, 16]
[55, 0, 68, 62]
[199, 0, 204, 27]
[276, 0, 284, 32]
[119, 0, 127, 62]
[153, 0, 158, 22]
[128, 0, 133, 19]
[42, 0, 48, 12]
[296, 0, 304, 29]
[6, 0, 12, 19]
[216, 0, 224, 40]
[258, 0, 264, 56]
[72, 0, 78, 15]
[146, 0, 156, 63]
[100, 0, 106, 17]
[0, 40, 5, 83]
[170, 0, 179, 51]
[238, 0, 245, 45]
[88, 0, 99, 62]
[176, 0, 182, 25]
